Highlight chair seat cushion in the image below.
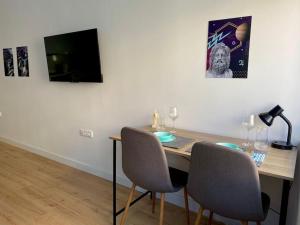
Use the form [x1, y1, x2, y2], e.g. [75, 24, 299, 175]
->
[261, 192, 270, 220]
[169, 167, 188, 192]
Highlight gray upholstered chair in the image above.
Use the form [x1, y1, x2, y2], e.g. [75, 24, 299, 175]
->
[120, 127, 190, 225]
[187, 142, 270, 225]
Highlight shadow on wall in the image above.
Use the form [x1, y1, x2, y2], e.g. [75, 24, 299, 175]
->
[287, 145, 300, 225]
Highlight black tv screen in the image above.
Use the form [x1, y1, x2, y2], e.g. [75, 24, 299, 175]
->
[44, 29, 102, 83]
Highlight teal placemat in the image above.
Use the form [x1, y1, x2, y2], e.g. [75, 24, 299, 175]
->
[162, 135, 194, 149]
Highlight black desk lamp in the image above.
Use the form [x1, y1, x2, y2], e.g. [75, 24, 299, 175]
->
[259, 105, 293, 150]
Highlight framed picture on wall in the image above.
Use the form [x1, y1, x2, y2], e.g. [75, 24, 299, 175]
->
[206, 16, 252, 78]
[17, 46, 29, 77]
[3, 48, 14, 77]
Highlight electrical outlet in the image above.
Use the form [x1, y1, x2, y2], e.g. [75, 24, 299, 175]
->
[0, 112, 2, 117]
[79, 129, 94, 138]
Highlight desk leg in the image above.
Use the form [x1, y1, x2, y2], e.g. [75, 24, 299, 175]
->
[113, 140, 117, 225]
[279, 180, 291, 225]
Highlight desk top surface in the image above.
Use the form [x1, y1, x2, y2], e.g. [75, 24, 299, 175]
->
[110, 126, 298, 181]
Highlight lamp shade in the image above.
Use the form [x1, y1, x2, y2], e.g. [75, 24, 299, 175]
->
[259, 105, 284, 126]
[259, 113, 274, 126]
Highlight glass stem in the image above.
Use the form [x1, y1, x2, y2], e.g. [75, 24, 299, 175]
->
[246, 128, 250, 145]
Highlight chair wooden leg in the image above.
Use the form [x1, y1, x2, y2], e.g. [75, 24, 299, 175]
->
[194, 207, 204, 225]
[208, 211, 213, 225]
[240, 221, 248, 225]
[183, 186, 190, 225]
[152, 192, 156, 214]
[119, 184, 136, 225]
[160, 193, 165, 225]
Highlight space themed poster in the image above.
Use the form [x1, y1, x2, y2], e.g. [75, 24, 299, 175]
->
[206, 16, 252, 78]
[3, 48, 14, 77]
[17, 46, 29, 77]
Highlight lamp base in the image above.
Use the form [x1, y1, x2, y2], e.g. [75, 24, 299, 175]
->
[271, 141, 293, 150]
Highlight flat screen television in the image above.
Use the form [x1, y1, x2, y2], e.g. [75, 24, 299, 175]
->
[44, 28, 103, 83]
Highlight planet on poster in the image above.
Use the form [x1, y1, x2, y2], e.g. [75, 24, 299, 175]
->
[206, 16, 252, 78]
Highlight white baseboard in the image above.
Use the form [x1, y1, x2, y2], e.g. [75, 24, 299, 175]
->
[0, 136, 197, 211]
[0, 136, 114, 179]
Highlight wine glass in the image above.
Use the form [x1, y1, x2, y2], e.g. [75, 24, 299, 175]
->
[168, 106, 178, 133]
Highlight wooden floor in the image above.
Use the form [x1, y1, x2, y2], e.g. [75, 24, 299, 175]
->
[0, 141, 224, 225]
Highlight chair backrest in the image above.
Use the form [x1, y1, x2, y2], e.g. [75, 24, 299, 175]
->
[121, 127, 174, 192]
[187, 142, 265, 221]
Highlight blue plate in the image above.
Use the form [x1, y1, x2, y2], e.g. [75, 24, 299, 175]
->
[216, 142, 243, 151]
[154, 132, 176, 143]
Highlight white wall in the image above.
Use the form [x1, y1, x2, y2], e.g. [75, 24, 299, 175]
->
[0, 0, 299, 225]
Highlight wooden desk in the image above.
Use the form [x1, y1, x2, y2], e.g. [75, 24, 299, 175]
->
[110, 126, 298, 225]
